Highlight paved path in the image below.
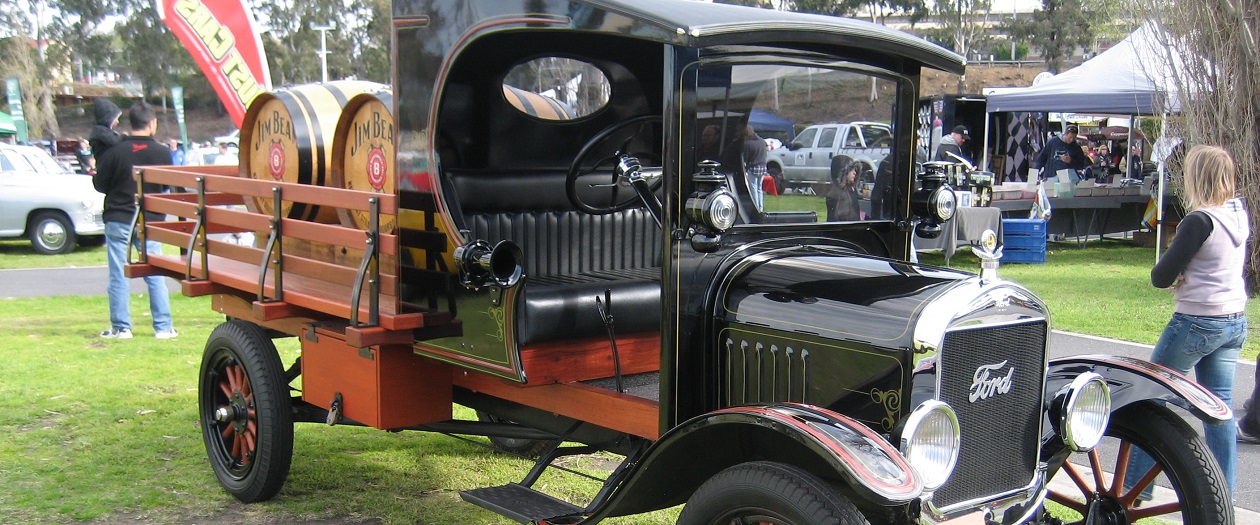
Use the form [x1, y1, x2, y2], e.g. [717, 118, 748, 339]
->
[0, 265, 179, 299]
[3, 266, 1258, 521]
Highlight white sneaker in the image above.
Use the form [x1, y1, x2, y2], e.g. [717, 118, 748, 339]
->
[100, 328, 133, 339]
[154, 329, 179, 340]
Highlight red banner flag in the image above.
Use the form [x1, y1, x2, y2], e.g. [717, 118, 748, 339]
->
[156, 0, 271, 128]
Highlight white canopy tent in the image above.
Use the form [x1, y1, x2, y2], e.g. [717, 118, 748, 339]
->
[982, 23, 1183, 254]
[984, 22, 1181, 115]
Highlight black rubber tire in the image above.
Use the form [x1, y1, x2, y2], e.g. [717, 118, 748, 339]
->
[677, 461, 871, 525]
[76, 235, 106, 247]
[28, 211, 76, 255]
[476, 411, 550, 457]
[1045, 402, 1232, 525]
[199, 320, 293, 503]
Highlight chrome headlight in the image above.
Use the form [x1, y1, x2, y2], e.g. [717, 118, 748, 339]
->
[900, 400, 961, 491]
[1060, 372, 1111, 451]
[929, 186, 957, 222]
[686, 188, 737, 232]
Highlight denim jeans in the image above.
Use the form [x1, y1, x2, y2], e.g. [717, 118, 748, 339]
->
[105, 221, 173, 333]
[1125, 312, 1246, 497]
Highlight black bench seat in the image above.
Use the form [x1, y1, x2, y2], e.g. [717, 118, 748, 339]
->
[519, 266, 661, 345]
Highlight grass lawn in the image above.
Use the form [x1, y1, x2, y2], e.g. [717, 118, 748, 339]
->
[0, 239, 108, 270]
[0, 294, 678, 524]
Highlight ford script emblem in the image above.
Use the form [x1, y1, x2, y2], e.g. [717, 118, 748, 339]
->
[969, 360, 1015, 402]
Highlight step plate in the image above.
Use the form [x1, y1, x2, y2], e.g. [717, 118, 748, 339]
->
[460, 482, 584, 523]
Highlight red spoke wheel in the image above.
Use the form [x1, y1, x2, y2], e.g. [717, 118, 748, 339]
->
[1045, 402, 1232, 525]
[199, 320, 293, 503]
[677, 461, 870, 525]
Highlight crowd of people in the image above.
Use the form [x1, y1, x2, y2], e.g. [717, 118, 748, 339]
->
[1031, 124, 1150, 183]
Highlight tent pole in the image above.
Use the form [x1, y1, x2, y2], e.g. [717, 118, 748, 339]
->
[982, 112, 991, 171]
[1154, 113, 1167, 262]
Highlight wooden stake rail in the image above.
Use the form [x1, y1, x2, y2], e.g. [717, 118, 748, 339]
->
[126, 165, 451, 341]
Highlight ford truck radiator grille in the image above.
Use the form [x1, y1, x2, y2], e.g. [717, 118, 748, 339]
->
[933, 321, 1047, 509]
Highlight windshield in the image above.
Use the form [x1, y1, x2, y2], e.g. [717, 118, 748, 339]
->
[688, 62, 900, 224]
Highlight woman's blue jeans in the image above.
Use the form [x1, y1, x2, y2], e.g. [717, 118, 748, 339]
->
[105, 221, 173, 333]
[1125, 311, 1246, 498]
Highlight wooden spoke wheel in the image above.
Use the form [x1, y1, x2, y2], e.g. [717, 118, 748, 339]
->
[199, 320, 293, 503]
[1045, 402, 1232, 525]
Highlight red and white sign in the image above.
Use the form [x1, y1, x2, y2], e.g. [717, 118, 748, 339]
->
[156, 0, 272, 128]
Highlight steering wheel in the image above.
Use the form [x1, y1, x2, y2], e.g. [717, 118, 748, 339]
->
[566, 115, 664, 215]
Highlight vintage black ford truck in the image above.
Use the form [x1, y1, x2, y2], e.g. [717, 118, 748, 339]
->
[128, 1, 1234, 524]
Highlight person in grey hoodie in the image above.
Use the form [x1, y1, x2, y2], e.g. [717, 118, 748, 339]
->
[1126, 144, 1248, 499]
[88, 98, 123, 165]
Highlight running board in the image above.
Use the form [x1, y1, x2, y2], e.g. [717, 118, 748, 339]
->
[460, 483, 584, 523]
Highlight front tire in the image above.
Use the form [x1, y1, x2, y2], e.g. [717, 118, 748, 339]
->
[28, 211, 76, 255]
[199, 320, 293, 503]
[1045, 402, 1232, 525]
[677, 461, 870, 525]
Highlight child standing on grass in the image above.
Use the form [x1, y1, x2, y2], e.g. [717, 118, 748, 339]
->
[1126, 144, 1248, 498]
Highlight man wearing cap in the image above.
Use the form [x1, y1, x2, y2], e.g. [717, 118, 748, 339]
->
[1034, 125, 1089, 183]
[934, 125, 971, 163]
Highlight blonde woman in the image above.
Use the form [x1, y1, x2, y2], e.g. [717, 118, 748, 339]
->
[1128, 144, 1248, 498]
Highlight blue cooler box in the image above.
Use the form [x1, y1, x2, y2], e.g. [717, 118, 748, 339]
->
[1002, 219, 1047, 264]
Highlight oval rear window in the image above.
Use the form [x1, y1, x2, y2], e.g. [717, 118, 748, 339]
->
[502, 57, 610, 120]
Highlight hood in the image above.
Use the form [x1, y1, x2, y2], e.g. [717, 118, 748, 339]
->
[718, 246, 971, 343]
[1200, 198, 1250, 248]
[93, 98, 122, 127]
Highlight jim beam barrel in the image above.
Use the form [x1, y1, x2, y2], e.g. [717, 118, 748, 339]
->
[240, 80, 387, 223]
[330, 90, 396, 233]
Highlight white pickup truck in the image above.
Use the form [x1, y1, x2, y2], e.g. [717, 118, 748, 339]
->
[766, 121, 892, 193]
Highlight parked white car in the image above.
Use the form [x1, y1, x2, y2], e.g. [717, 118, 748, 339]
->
[0, 143, 106, 254]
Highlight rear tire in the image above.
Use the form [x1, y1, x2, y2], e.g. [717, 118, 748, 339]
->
[199, 320, 293, 503]
[677, 461, 870, 525]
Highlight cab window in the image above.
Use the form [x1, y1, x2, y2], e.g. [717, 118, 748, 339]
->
[688, 62, 900, 224]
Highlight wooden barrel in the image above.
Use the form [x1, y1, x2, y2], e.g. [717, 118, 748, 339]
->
[240, 80, 387, 222]
[502, 84, 576, 120]
[330, 90, 397, 233]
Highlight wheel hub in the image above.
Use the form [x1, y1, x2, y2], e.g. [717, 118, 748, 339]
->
[38, 222, 67, 247]
[1085, 494, 1130, 525]
[222, 391, 250, 434]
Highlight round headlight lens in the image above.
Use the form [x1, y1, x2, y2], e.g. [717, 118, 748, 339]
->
[900, 400, 960, 491]
[705, 191, 737, 231]
[1061, 372, 1111, 451]
[929, 187, 957, 222]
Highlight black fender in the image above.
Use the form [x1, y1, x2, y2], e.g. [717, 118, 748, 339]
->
[589, 403, 921, 519]
[1046, 354, 1232, 424]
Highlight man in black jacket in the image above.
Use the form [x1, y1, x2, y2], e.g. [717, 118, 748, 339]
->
[1034, 125, 1089, 183]
[92, 102, 178, 340]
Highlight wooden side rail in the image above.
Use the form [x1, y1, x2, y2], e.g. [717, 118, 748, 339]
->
[127, 165, 455, 335]
[137, 165, 399, 215]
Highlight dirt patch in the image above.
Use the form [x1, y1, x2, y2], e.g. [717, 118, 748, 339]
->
[923, 63, 1043, 96]
[57, 106, 236, 146]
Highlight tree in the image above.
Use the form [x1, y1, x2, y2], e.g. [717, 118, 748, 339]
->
[1008, 0, 1094, 73]
[1132, 0, 1260, 290]
[0, 0, 60, 140]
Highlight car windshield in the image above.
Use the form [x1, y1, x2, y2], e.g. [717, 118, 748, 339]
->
[22, 149, 68, 173]
[687, 62, 899, 224]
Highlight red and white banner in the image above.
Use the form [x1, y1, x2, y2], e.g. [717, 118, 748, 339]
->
[155, 0, 271, 128]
